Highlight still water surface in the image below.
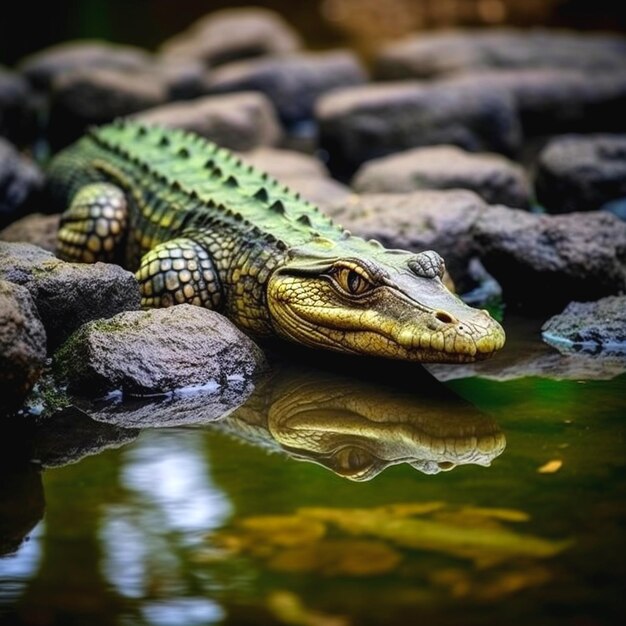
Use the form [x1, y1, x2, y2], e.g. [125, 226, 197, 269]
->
[1, 316, 625, 626]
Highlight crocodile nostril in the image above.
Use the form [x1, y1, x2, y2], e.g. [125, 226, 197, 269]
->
[435, 310, 455, 324]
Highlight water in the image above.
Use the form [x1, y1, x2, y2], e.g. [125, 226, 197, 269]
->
[1, 316, 625, 626]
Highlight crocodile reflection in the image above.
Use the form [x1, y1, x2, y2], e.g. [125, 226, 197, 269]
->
[212, 365, 506, 480]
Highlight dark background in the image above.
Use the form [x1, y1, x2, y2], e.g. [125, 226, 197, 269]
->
[2, 0, 626, 67]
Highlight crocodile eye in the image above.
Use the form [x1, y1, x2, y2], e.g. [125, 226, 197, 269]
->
[334, 267, 373, 296]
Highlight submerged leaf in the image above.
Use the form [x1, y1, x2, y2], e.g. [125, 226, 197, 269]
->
[538, 460, 563, 474]
[297, 506, 571, 566]
[238, 515, 327, 547]
[267, 539, 402, 576]
[267, 590, 350, 626]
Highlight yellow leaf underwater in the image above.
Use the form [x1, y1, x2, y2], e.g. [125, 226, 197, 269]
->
[538, 460, 563, 474]
[267, 539, 402, 576]
[297, 506, 570, 566]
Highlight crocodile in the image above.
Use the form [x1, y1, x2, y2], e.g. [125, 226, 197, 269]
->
[48, 120, 505, 363]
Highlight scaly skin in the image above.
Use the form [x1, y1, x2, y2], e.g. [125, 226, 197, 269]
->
[215, 365, 506, 480]
[48, 120, 505, 363]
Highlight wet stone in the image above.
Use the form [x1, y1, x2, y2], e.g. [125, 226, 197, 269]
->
[48, 66, 168, 149]
[0, 242, 140, 351]
[0, 280, 46, 414]
[159, 7, 301, 68]
[374, 30, 626, 80]
[444, 69, 626, 137]
[0, 138, 44, 229]
[134, 92, 282, 151]
[541, 296, 626, 354]
[18, 40, 153, 90]
[535, 135, 626, 213]
[328, 190, 488, 290]
[352, 145, 530, 208]
[473, 206, 626, 310]
[0, 213, 60, 253]
[206, 50, 367, 125]
[54, 305, 267, 396]
[316, 81, 521, 177]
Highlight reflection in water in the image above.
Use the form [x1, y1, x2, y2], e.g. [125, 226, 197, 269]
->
[122, 436, 231, 534]
[212, 364, 506, 480]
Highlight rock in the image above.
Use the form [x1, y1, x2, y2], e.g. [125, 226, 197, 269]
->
[316, 81, 521, 177]
[285, 177, 352, 210]
[374, 30, 626, 80]
[236, 147, 351, 208]
[0, 213, 60, 252]
[473, 206, 626, 310]
[54, 305, 267, 396]
[0, 280, 46, 414]
[0, 68, 36, 144]
[428, 316, 626, 382]
[352, 145, 530, 208]
[444, 69, 626, 136]
[541, 296, 626, 354]
[134, 92, 282, 151]
[0, 138, 45, 228]
[206, 50, 367, 125]
[159, 7, 301, 67]
[18, 40, 153, 90]
[155, 57, 209, 100]
[0, 242, 140, 350]
[535, 135, 626, 213]
[239, 147, 330, 179]
[48, 67, 168, 149]
[328, 190, 487, 289]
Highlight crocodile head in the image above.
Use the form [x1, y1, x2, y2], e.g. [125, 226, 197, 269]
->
[267, 239, 505, 363]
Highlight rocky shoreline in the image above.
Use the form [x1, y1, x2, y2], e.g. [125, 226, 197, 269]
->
[2, 7, 626, 419]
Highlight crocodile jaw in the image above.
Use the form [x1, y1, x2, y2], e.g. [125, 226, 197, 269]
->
[267, 271, 505, 363]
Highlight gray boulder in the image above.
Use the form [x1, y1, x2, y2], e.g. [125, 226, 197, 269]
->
[0, 213, 60, 252]
[352, 145, 530, 208]
[48, 66, 168, 149]
[237, 147, 351, 208]
[328, 190, 487, 289]
[542, 296, 626, 354]
[473, 206, 626, 309]
[206, 50, 367, 125]
[0, 138, 44, 228]
[18, 40, 153, 90]
[159, 7, 301, 67]
[374, 29, 626, 80]
[135, 92, 282, 151]
[535, 135, 626, 213]
[0, 280, 46, 413]
[54, 305, 267, 396]
[0, 242, 140, 350]
[316, 81, 521, 177]
[444, 69, 626, 136]
[239, 146, 330, 179]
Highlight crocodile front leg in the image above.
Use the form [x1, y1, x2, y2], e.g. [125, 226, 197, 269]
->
[136, 237, 223, 309]
[57, 182, 128, 263]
